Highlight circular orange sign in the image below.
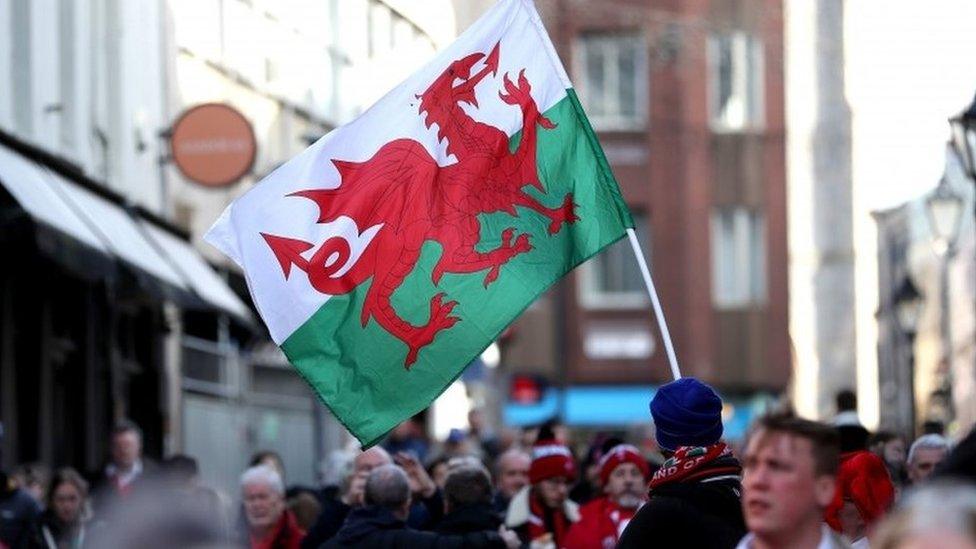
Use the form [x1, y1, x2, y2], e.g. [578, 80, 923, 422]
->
[170, 103, 256, 187]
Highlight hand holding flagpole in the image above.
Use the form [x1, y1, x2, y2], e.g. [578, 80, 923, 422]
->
[627, 228, 681, 380]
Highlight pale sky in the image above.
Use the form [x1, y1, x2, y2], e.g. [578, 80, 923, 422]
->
[846, 0, 976, 210]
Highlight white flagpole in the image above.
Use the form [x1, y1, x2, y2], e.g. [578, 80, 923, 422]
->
[626, 228, 681, 380]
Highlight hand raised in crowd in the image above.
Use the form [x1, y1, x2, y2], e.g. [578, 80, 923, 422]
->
[528, 532, 555, 549]
[394, 451, 437, 498]
[342, 470, 368, 507]
[498, 525, 521, 549]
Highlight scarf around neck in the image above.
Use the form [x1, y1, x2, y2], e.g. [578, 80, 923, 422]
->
[648, 442, 741, 491]
[528, 491, 571, 546]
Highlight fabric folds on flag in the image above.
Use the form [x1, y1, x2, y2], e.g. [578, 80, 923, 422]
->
[206, 0, 633, 446]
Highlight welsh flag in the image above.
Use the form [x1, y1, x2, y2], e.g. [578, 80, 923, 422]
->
[206, 0, 633, 446]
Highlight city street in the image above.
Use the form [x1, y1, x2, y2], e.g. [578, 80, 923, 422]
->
[1, 1, 975, 548]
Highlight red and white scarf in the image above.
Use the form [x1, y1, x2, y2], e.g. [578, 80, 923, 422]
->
[648, 442, 740, 491]
[528, 491, 572, 545]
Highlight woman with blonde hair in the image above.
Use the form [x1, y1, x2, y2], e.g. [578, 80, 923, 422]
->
[31, 468, 91, 549]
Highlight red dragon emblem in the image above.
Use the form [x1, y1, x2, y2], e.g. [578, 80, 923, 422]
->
[261, 43, 578, 367]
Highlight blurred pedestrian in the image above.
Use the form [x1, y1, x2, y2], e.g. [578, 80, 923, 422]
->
[492, 449, 530, 517]
[442, 429, 475, 460]
[317, 449, 355, 504]
[872, 481, 976, 549]
[241, 465, 304, 549]
[249, 450, 322, 530]
[81, 481, 231, 549]
[627, 423, 665, 468]
[90, 420, 155, 511]
[568, 434, 616, 505]
[468, 408, 501, 460]
[833, 390, 862, 428]
[824, 451, 895, 548]
[737, 414, 847, 549]
[426, 455, 451, 490]
[286, 492, 321, 532]
[300, 452, 367, 549]
[29, 468, 91, 549]
[934, 426, 976, 483]
[619, 377, 745, 549]
[10, 465, 48, 509]
[869, 432, 907, 488]
[565, 443, 649, 549]
[833, 390, 870, 453]
[504, 430, 579, 548]
[323, 464, 516, 548]
[0, 470, 41, 549]
[162, 455, 230, 539]
[906, 434, 949, 485]
[541, 420, 569, 446]
[302, 446, 440, 548]
[494, 428, 519, 456]
[250, 451, 286, 485]
[446, 455, 484, 473]
[382, 419, 430, 462]
[435, 466, 500, 535]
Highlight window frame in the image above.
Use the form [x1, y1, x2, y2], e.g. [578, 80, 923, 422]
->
[181, 335, 242, 398]
[707, 31, 765, 133]
[573, 32, 648, 131]
[578, 213, 651, 310]
[710, 206, 767, 309]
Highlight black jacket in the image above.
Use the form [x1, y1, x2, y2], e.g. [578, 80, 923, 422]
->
[489, 493, 510, 522]
[321, 506, 506, 549]
[301, 498, 352, 549]
[935, 425, 976, 483]
[27, 510, 88, 549]
[302, 490, 444, 549]
[434, 503, 501, 536]
[0, 488, 41, 549]
[617, 458, 746, 549]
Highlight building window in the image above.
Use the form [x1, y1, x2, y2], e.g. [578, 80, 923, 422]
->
[575, 33, 646, 130]
[707, 32, 764, 132]
[182, 335, 240, 398]
[711, 207, 766, 308]
[579, 213, 650, 308]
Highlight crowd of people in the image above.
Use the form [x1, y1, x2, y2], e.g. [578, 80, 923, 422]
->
[1, 380, 975, 548]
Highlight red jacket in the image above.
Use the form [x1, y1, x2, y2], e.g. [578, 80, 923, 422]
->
[249, 509, 305, 549]
[562, 497, 637, 549]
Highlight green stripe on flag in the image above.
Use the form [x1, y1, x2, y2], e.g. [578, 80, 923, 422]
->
[281, 90, 633, 446]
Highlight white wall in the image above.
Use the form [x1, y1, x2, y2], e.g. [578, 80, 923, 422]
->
[0, 0, 168, 213]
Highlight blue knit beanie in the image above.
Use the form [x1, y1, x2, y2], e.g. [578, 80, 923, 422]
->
[650, 377, 724, 451]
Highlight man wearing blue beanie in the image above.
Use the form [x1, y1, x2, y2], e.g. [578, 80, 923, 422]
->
[618, 377, 746, 549]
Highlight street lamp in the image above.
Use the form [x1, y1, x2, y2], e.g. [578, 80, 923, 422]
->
[925, 176, 963, 428]
[949, 92, 976, 182]
[926, 177, 964, 255]
[893, 276, 922, 438]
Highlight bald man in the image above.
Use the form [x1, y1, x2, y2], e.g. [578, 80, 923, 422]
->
[492, 449, 531, 516]
[301, 447, 443, 548]
[301, 448, 393, 548]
